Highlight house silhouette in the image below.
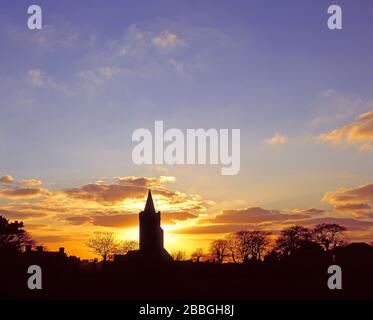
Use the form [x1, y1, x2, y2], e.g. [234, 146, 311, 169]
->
[114, 190, 173, 264]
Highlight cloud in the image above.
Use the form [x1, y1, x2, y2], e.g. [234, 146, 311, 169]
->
[0, 175, 204, 229]
[306, 90, 371, 132]
[2, 174, 372, 253]
[319, 110, 373, 150]
[62, 183, 146, 205]
[64, 211, 197, 228]
[117, 24, 150, 57]
[21, 179, 42, 186]
[0, 187, 44, 199]
[60, 176, 202, 213]
[0, 209, 48, 219]
[3, 203, 70, 214]
[91, 214, 138, 228]
[173, 201, 373, 237]
[108, 26, 184, 61]
[288, 208, 325, 215]
[323, 184, 373, 205]
[27, 69, 45, 87]
[71, 23, 208, 93]
[172, 207, 311, 235]
[152, 31, 184, 49]
[323, 183, 373, 218]
[64, 215, 93, 226]
[285, 217, 373, 231]
[175, 211, 373, 236]
[169, 59, 184, 73]
[33, 235, 73, 243]
[115, 176, 176, 187]
[209, 207, 308, 224]
[334, 203, 372, 211]
[0, 175, 14, 183]
[26, 69, 69, 94]
[266, 133, 288, 145]
[28, 24, 81, 49]
[74, 25, 183, 90]
[76, 66, 130, 85]
[162, 211, 197, 223]
[173, 224, 259, 234]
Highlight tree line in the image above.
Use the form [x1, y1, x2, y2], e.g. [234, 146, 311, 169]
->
[0, 215, 351, 264]
[187, 223, 347, 263]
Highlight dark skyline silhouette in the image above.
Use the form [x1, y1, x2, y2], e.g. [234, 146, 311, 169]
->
[1, 192, 373, 300]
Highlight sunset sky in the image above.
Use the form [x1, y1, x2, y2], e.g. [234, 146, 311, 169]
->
[1, 0, 373, 258]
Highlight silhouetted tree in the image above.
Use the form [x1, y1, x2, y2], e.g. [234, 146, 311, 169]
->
[313, 223, 346, 251]
[0, 216, 34, 252]
[114, 240, 138, 255]
[209, 239, 229, 263]
[171, 250, 186, 261]
[227, 230, 271, 263]
[226, 233, 239, 263]
[191, 248, 205, 262]
[264, 249, 281, 263]
[86, 232, 117, 262]
[275, 225, 312, 256]
[247, 230, 271, 260]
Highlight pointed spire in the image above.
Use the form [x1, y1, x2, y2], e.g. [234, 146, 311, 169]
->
[144, 189, 156, 213]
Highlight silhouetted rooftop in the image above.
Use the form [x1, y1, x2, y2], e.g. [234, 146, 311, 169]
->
[144, 189, 156, 214]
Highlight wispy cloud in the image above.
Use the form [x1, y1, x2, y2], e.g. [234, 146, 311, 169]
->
[266, 133, 288, 145]
[29, 24, 81, 49]
[323, 183, 373, 218]
[27, 69, 45, 87]
[26, 69, 71, 95]
[169, 58, 184, 73]
[152, 30, 185, 49]
[319, 110, 373, 151]
[0, 187, 45, 199]
[75, 66, 131, 85]
[307, 90, 372, 132]
[21, 179, 42, 187]
[0, 175, 14, 183]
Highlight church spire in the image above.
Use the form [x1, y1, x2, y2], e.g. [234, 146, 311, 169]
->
[144, 189, 156, 213]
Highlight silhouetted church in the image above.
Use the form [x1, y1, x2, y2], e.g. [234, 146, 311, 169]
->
[114, 190, 173, 264]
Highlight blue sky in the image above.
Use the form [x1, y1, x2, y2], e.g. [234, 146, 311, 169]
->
[1, 0, 373, 257]
[1, 0, 373, 208]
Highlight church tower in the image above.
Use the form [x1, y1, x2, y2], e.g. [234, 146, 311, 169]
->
[139, 190, 164, 253]
[113, 189, 173, 264]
